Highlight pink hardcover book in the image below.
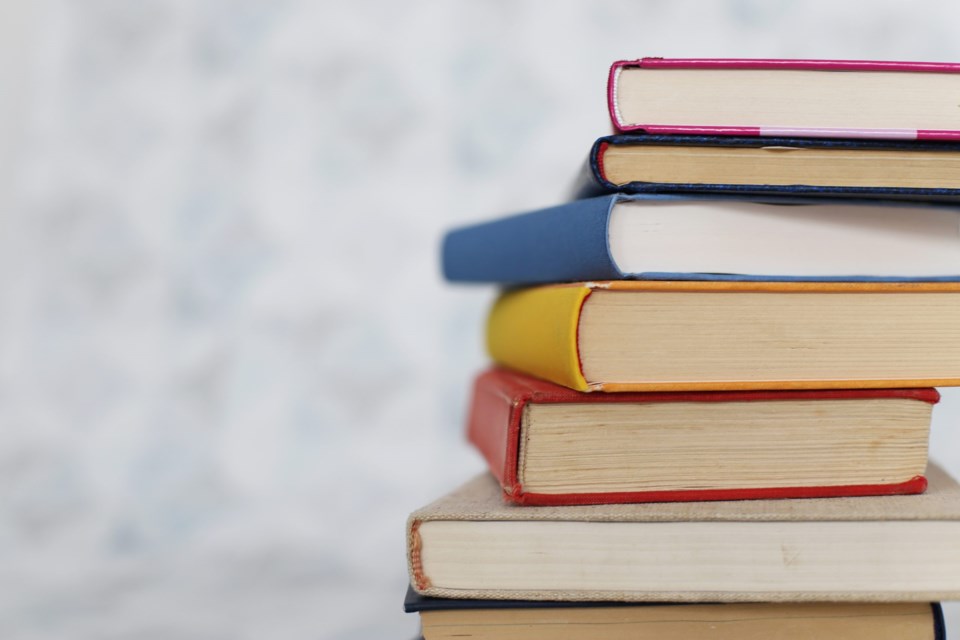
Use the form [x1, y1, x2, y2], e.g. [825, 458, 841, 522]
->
[608, 58, 960, 140]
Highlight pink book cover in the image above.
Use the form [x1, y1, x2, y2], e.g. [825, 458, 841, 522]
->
[607, 58, 960, 141]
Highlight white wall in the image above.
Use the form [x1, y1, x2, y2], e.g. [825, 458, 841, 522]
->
[0, 1, 958, 637]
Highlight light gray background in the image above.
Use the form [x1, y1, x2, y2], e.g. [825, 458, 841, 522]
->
[0, 1, 958, 638]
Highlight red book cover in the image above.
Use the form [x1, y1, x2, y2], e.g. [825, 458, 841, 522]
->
[607, 57, 960, 140]
[467, 368, 938, 506]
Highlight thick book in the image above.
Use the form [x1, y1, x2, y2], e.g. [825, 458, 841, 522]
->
[608, 58, 960, 140]
[441, 194, 960, 285]
[486, 280, 960, 392]
[405, 587, 945, 640]
[467, 367, 936, 505]
[572, 134, 960, 200]
[406, 465, 960, 602]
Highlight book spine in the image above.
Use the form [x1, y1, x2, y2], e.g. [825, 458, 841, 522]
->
[567, 142, 613, 199]
[442, 196, 622, 285]
[932, 602, 946, 640]
[487, 286, 591, 392]
[465, 371, 526, 499]
[406, 518, 430, 592]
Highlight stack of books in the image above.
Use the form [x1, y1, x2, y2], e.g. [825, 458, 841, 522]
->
[406, 58, 960, 640]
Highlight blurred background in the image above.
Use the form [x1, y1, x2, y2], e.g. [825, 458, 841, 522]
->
[1, 1, 959, 638]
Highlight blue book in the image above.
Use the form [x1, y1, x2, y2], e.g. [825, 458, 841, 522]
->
[442, 194, 960, 285]
[571, 134, 960, 201]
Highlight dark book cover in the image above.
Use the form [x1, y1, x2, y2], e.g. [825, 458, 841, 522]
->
[405, 587, 946, 640]
[572, 133, 960, 201]
[405, 584, 653, 613]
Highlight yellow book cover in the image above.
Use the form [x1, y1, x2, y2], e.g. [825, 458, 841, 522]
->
[487, 284, 591, 391]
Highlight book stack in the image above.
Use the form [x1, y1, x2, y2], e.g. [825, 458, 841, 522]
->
[406, 58, 960, 640]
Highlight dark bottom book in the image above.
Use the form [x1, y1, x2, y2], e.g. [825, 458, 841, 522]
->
[406, 587, 944, 640]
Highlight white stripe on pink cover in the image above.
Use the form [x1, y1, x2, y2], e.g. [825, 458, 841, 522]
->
[759, 127, 918, 140]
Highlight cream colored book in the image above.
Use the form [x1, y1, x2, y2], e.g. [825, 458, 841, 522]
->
[407, 464, 960, 603]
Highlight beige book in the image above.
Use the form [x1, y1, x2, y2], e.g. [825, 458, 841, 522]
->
[407, 464, 960, 602]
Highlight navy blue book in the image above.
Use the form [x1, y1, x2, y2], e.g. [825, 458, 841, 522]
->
[441, 194, 960, 285]
[571, 134, 960, 201]
[405, 587, 945, 640]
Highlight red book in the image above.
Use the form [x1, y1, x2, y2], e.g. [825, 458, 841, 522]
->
[608, 58, 960, 140]
[467, 368, 938, 506]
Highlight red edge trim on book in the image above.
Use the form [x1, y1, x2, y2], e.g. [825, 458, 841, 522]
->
[595, 141, 610, 181]
[510, 475, 929, 506]
[409, 520, 432, 591]
[919, 130, 960, 141]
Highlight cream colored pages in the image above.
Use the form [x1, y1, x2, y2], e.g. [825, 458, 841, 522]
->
[577, 290, 960, 386]
[519, 398, 931, 493]
[606, 200, 960, 277]
[601, 144, 960, 189]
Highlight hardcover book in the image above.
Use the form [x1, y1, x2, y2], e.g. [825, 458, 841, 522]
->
[608, 58, 960, 140]
[405, 587, 946, 640]
[467, 367, 936, 505]
[486, 280, 960, 392]
[573, 134, 960, 200]
[442, 194, 960, 285]
[406, 465, 960, 602]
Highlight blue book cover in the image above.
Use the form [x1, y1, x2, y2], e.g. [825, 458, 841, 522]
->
[441, 194, 960, 285]
[571, 134, 960, 201]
